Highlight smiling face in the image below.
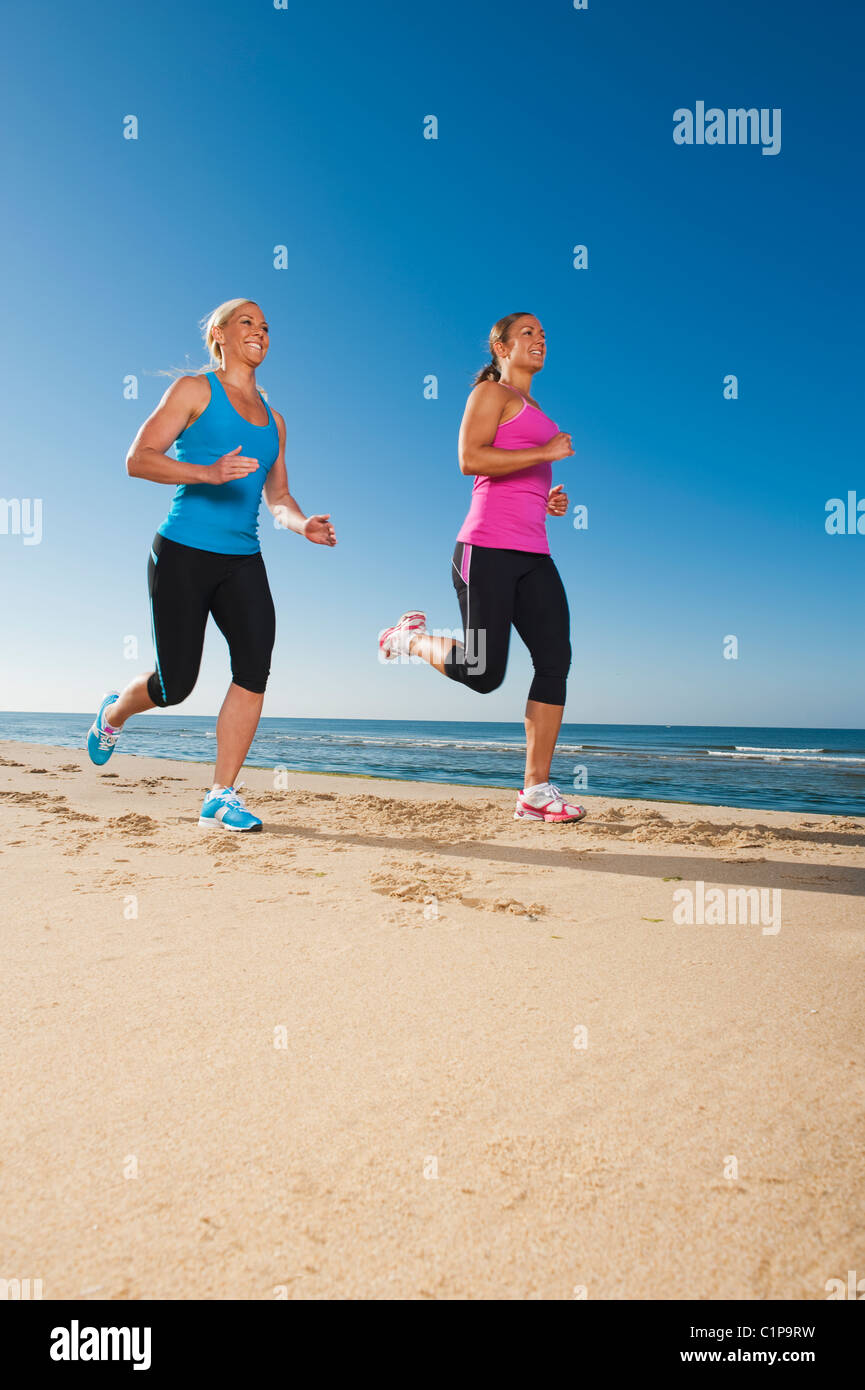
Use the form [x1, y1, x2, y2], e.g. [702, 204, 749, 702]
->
[495, 314, 546, 376]
[215, 302, 270, 367]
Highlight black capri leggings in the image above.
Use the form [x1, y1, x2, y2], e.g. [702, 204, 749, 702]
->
[445, 541, 571, 705]
[146, 533, 276, 707]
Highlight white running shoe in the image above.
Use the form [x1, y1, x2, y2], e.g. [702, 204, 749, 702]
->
[378, 610, 426, 661]
[514, 782, 587, 824]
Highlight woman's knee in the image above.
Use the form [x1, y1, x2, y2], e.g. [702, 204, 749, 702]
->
[227, 620, 273, 697]
[444, 643, 507, 695]
[528, 641, 571, 705]
[146, 670, 196, 708]
[231, 669, 269, 696]
[528, 673, 567, 705]
[469, 668, 506, 695]
[455, 658, 507, 694]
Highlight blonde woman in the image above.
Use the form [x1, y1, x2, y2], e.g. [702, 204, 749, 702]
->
[87, 299, 337, 831]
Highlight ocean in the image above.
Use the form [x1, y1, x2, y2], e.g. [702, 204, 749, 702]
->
[0, 713, 863, 817]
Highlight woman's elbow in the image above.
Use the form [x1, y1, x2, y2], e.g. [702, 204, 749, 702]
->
[459, 451, 477, 477]
[125, 451, 141, 478]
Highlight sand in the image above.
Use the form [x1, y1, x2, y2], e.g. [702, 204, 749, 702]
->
[1, 738, 863, 1301]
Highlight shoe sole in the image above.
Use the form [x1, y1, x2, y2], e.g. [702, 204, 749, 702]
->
[197, 816, 262, 832]
[379, 612, 426, 661]
[514, 806, 587, 824]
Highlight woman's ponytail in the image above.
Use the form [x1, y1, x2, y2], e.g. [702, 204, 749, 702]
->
[153, 297, 264, 390]
[473, 357, 502, 385]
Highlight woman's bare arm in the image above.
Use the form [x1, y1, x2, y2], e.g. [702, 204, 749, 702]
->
[263, 412, 308, 535]
[263, 411, 337, 545]
[457, 381, 572, 477]
[125, 376, 258, 486]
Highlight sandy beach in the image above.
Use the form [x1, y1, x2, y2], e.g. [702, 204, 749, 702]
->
[1, 738, 863, 1301]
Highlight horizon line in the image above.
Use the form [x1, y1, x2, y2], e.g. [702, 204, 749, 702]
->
[0, 711, 862, 733]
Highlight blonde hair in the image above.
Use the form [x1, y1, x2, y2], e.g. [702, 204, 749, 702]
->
[200, 298, 257, 368]
[472, 311, 534, 385]
[155, 298, 267, 396]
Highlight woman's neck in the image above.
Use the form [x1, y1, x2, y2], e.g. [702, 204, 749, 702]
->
[217, 364, 258, 395]
[499, 370, 533, 397]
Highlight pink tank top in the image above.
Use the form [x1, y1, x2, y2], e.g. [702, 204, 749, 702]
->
[456, 390, 556, 553]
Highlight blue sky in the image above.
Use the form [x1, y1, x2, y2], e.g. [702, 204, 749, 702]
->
[0, 0, 862, 725]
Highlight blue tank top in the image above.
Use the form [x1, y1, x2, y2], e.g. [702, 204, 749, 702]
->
[157, 371, 279, 554]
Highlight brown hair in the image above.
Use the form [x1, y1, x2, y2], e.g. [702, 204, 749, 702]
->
[472, 311, 534, 385]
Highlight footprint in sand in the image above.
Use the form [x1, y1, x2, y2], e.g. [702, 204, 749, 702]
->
[370, 868, 543, 917]
[104, 813, 159, 835]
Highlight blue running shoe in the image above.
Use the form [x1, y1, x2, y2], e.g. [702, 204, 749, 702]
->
[198, 782, 262, 832]
[87, 691, 122, 766]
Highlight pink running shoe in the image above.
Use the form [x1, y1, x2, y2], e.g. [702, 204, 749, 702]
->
[515, 782, 587, 824]
[378, 610, 426, 661]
